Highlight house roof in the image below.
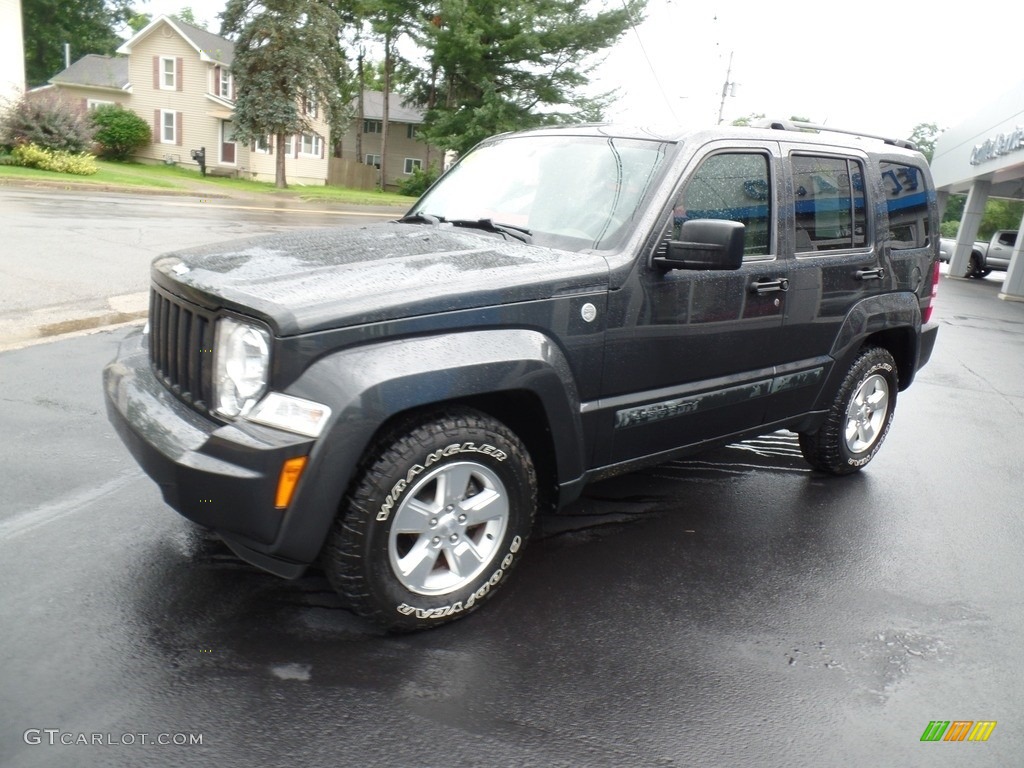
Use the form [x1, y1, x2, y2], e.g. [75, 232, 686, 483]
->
[117, 15, 234, 67]
[49, 54, 129, 90]
[360, 90, 425, 124]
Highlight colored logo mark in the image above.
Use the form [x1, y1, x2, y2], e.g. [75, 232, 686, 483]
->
[921, 721, 997, 742]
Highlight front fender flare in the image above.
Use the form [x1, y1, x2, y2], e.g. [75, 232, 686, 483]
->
[266, 329, 586, 565]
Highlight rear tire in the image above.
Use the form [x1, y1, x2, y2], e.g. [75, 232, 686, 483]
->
[799, 347, 897, 475]
[322, 408, 536, 632]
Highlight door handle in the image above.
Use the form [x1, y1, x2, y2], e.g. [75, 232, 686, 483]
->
[856, 267, 885, 280]
[750, 278, 789, 295]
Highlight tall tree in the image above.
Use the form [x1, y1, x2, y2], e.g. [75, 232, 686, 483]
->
[221, 0, 347, 188]
[411, 0, 643, 156]
[22, 0, 134, 86]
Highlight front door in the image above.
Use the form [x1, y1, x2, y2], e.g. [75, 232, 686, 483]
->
[221, 120, 236, 165]
[598, 143, 789, 465]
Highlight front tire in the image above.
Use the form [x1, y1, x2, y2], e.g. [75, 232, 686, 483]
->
[799, 347, 898, 475]
[323, 408, 536, 631]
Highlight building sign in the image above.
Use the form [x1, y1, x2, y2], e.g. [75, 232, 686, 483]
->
[970, 125, 1024, 165]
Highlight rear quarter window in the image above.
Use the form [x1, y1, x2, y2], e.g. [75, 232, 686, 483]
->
[880, 161, 931, 249]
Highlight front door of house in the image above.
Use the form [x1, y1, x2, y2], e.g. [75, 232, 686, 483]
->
[221, 120, 236, 165]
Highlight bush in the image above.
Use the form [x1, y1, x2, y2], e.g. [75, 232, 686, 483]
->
[0, 93, 95, 153]
[11, 143, 98, 175]
[397, 164, 441, 197]
[91, 104, 152, 161]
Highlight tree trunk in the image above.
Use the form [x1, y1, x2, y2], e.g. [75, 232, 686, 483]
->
[355, 48, 364, 166]
[379, 31, 391, 191]
[275, 130, 287, 189]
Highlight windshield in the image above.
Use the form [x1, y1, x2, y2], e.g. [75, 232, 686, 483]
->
[410, 134, 671, 251]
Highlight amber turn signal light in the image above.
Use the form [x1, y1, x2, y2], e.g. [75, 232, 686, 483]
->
[275, 456, 308, 509]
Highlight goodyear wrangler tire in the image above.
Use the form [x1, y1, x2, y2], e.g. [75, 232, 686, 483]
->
[798, 347, 898, 475]
[323, 408, 536, 632]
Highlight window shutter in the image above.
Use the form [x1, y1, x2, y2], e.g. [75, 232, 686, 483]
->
[320, 135, 325, 159]
[231, 75, 236, 101]
[176, 58, 183, 92]
[213, 66, 220, 95]
[153, 57, 159, 89]
[294, 137, 298, 159]
[153, 109, 160, 142]
[176, 112, 183, 146]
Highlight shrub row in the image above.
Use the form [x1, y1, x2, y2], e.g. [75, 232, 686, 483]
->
[11, 143, 98, 175]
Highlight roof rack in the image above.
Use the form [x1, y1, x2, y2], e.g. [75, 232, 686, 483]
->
[754, 119, 917, 151]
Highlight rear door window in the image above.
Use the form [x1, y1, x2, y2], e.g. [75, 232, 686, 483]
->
[792, 155, 866, 253]
[880, 161, 931, 249]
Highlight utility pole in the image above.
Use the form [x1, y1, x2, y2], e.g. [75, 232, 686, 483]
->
[717, 51, 735, 125]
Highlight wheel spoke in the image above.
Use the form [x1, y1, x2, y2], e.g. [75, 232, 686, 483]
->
[437, 463, 476, 507]
[458, 487, 506, 526]
[398, 540, 442, 587]
[392, 496, 437, 535]
[444, 539, 486, 578]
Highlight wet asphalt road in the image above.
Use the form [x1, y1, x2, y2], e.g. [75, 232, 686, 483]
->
[2, 268, 1023, 766]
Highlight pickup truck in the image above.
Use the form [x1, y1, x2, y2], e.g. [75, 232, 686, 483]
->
[939, 230, 1018, 278]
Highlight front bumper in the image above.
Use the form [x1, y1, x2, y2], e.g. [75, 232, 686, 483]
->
[103, 329, 315, 576]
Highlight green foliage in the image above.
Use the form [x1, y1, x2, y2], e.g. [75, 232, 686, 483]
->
[908, 122, 941, 163]
[940, 195, 1024, 240]
[411, 0, 644, 156]
[90, 104, 152, 160]
[1, 93, 95, 153]
[396, 164, 440, 197]
[222, 0, 347, 188]
[22, 0, 134, 86]
[11, 143, 98, 175]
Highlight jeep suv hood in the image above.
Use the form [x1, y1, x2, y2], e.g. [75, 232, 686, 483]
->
[152, 223, 611, 336]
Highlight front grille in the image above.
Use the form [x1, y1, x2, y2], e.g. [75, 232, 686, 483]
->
[148, 286, 216, 413]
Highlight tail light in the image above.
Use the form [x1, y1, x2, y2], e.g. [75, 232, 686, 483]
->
[922, 261, 940, 324]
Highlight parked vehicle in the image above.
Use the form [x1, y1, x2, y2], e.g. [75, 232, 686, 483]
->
[939, 230, 1018, 277]
[104, 121, 940, 631]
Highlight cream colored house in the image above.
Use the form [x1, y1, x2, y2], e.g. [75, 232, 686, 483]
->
[337, 90, 441, 190]
[1, 0, 25, 104]
[113, 15, 331, 184]
[36, 15, 329, 184]
[32, 54, 131, 111]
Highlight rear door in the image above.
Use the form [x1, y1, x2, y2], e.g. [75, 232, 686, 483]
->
[769, 146, 880, 420]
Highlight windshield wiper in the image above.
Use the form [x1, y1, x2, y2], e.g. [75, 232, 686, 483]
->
[447, 218, 533, 244]
[397, 211, 444, 225]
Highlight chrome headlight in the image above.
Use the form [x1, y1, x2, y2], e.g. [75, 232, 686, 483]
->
[213, 316, 271, 418]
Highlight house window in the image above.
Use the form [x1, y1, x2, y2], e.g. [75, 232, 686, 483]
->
[219, 69, 232, 99]
[253, 135, 272, 154]
[300, 133, 322, 157]
[284, 135, 293, 156]
[160, 57, 176, 89]
[403, 158, 422, 174]
[87, 99, 114, 110]
[406, 124, 417, 140]
[365, 153, 381, 168]
[304, 92, 318, 118]
[363, 119, 382, 134]
[160, 110, 177, 144]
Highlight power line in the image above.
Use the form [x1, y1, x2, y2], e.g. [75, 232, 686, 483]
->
[619, 0, 679, 123]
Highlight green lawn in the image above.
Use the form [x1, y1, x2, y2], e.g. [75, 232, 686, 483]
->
[0, 159, 413, 207]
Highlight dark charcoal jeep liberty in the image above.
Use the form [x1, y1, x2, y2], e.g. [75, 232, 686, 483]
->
[104, 121, 940, 630]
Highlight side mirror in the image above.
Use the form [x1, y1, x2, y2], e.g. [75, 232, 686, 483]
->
[654, 219, 745, 271]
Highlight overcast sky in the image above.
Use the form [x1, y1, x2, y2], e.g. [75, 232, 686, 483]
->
[143, 0, 1024, 141]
